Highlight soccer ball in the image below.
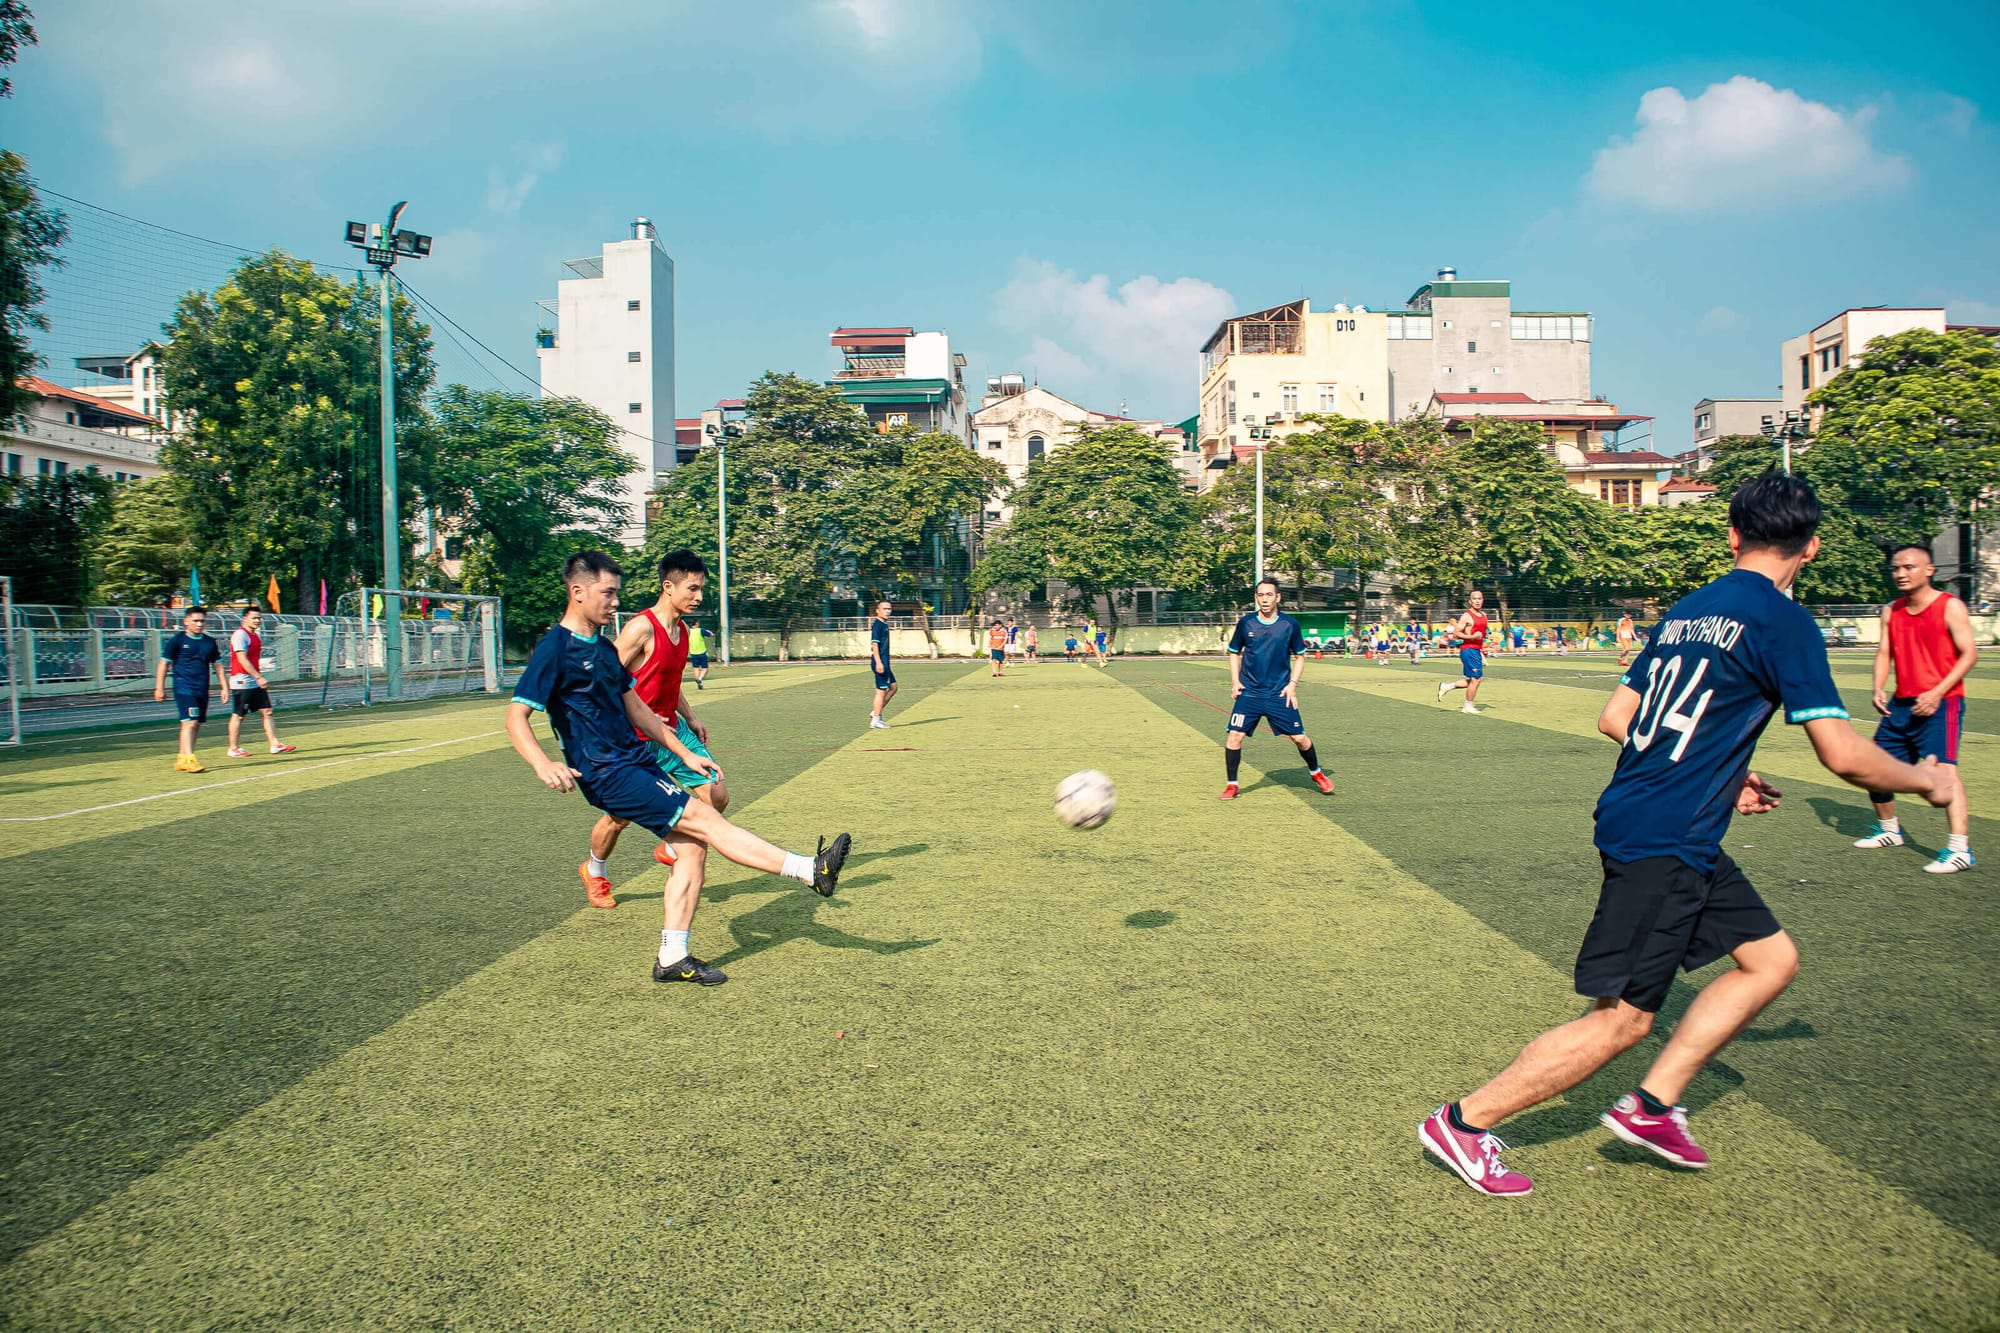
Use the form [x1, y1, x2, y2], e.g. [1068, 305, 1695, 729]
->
[1054, 769, 1116, 829]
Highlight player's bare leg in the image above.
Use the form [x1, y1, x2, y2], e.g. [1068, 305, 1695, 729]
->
[1458, 998, 1655, 1129]
[675, 799, 850, 897]
[1631, 931, 1797, 1105]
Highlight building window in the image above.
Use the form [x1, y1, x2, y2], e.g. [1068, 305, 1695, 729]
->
[6, 454, 20, 474]
[1697, 413, 1711, 431]
[1317, 384, 1339, 411]
[627, 299, 642, 311]
[1441, 366, 1453, 375]
[1831, 343, 1842, 368]
[628, 402, 642, 413]
[54, 460, 67, 475]
[986, 437, 1003, 450]
[1467, 341, 1477, 353]
[37, 457, 50, 475]
[1280, 384, 1299, 416]
[1027, 433, 1045, 461]
[1599, 478, 1641, 508]
[985, 510, 1002, 522]
[627, 350, 642, 362]
[1800, 355, 1811, 390]
[444, 536, 465, 560]
[1491, 366, 1501, 375]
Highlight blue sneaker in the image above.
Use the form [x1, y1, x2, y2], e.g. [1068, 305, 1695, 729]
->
[1923, 848, 1974, 874]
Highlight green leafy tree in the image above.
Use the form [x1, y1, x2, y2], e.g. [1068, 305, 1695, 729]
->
[158, 251, 437, 609]
[972, 422, 1198, 633]
[0, 471, 113, 604]
[423, 387, 630, 650]
[0, 5, 66, 421]
[846, 427, 1007, 649]
[1699, 432, 1903, 603]
[0, 1, 34, 97]
[93, 476, 194, 605]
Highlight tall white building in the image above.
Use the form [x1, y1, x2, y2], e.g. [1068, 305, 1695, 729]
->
[536, 219, 676, 545]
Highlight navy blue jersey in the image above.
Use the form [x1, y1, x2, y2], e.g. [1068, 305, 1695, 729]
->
[1594, 569, 1848, 871]
[1228, 612, 1305, 695]
[870, 618, 890, 665]
[163, 631, 221, 695]
[512, 625, 651, 783]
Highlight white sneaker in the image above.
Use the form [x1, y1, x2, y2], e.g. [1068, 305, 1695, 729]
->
[1924, 848, 1974, 874]
[1852, 824, 1905, 849]
[1436, 681, 1450, 703]
[1461, 704, 1480, 715]
[869, 717, 890, 730]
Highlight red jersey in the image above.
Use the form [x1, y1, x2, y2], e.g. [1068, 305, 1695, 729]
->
[1460, 611, 1488, 651]
[1887, 592, 1965, 699]
[629, 608, 690, 736]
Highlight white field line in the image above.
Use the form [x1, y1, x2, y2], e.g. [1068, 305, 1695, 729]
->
[0, 730, 507, 822]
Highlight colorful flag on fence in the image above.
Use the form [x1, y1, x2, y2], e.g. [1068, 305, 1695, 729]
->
[371, 593, 384, 620]
[319, 580, 327, 616]
[188, 566, 201, 604]
[266, 574, 281, 612]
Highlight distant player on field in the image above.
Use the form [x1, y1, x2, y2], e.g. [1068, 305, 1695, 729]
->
[1511, 622, 1527, 656]
[1615, 613, 1638, 666]
[687, 618, 710, 690]
[579, 549, 725, 911]
[1089, 620, 1109, 667]
[1850, 544, 1978, 873]
[987, 620, 1008, 677]
[1221, 578, 1334, 800]
[1064, 632, 1079, 663]
[507, 550, 852, 987]
[225, 607, 298, 758]
[1024, 623, 1039, 663]
[869, 599, 897, 729]
[155, 606, 229, 772]
[1436, 591, 1490, 714]
[1418, 473, 1959, 1197]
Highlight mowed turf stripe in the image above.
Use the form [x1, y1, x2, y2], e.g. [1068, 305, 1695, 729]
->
[1132, 657, 2000, 1257]
[0, 664, 969, 1265]
[5, 667, 1993, 1327]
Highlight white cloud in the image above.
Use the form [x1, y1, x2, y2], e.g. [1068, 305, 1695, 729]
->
[1941, 296, 2000, 325]
[1700, 305, 1742, 331]
[1937, 94, 1980, 137]
[1586, 76, 1910, 213]
[485, 141, 566, 216]
[993, 259, 1236, 415]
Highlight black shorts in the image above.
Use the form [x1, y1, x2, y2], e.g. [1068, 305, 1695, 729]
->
[1574, 852, 1782, 1013]
[231, 686, 273, 715]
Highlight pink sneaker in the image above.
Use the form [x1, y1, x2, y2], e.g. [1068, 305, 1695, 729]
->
[227, 747, 251, 758]
[269, 743, 297, 755]
[1601, 1094, 1709, 1168]
[1419, 1104, 1533, 1196]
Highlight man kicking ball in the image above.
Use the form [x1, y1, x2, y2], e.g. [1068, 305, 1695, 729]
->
[1221, 578, 1334, 800]
[1418, 474, 1958, 1196]
[1436, 591, 1489, 714]
[508, 550, 852, 986]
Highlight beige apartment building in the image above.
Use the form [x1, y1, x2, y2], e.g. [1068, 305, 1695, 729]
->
[1196, 268, 1595, 487]
[1692, 396, 1780, 448]
[971, 377, 1193, 526]
[1779, 307, 1949, 416]
[5, 376, 163, 483]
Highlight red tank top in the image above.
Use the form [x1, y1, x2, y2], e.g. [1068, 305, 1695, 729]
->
[630, 609, 690, 735]
[1887, 592, 1964, 698]
[1461, 611, 1488, 650]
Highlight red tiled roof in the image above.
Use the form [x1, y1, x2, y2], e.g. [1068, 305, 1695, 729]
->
[1433, 392, 1536, 404]
[17, 375, 152, 424]
[830, 327, 913, 348]
[1581, 450, 1675, 466]
[1660, 478, 1717, 492]
[713, 398, 746, 409]
[831, 327, 914, 338]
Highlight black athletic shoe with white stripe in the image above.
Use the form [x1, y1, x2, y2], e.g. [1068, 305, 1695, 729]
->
[812, 832, 852, 897]
[653, 955, 727, 986]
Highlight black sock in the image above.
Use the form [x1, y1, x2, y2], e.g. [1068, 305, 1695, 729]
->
[1299, 744, 1321, 774]
[1225, 748, 1242, 783]
[1447, 1102, 1485, 1134]
[1636, 1087, 1672, 1115]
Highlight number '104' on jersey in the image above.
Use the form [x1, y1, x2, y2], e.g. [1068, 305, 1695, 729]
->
[1593, 569, 1848, 873]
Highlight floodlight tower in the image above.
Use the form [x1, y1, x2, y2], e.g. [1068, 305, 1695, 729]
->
[1759, 409, 1810, 476]
[343, 203, 432, 699]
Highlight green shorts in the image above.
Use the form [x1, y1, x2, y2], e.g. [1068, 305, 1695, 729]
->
[649, 714, 716, 789]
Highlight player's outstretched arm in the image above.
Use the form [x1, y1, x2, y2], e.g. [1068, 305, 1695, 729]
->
[1803, 716, 1960, 807]
[505, 702, 580, 792]
[1597, 684, 1641, 743]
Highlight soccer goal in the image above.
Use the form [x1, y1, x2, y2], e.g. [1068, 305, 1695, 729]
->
[317, 589, 503, 707]
[0, 576, 19, 746]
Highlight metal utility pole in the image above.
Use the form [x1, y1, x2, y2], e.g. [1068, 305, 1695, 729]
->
[1253, 443, 1266, 586]
[344, 203, 432, 700]
[708, 420, 741, 665]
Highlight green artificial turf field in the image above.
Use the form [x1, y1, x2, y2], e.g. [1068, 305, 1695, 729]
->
[1, 651, 1995, 1329]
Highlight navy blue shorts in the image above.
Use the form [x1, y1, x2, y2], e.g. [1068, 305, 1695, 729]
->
[172, 691, 210, 723]
[1874, 696, 1964, 765]
[1228, 692, 1304, 737]
[689, 654, 709, 668]
[873, 666, 896, 689]
[1459, 647, 1485, 679]
[577, 761, 690, 840]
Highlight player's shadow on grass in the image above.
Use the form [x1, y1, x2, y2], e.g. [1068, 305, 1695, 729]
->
[696, 843, 930, 905]
[0, 775, 114, 795]
[883, 716, 955, 728]
[1808, 795, 1879, 838]
[1125, 909, 1176, 929]
[708, 891, 938, 970]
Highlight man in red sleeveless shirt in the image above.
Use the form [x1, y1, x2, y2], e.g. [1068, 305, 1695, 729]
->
[1852, 544, 1978, 873]
[1436, 590, 1490, 714]
[579, 549, 729, 938]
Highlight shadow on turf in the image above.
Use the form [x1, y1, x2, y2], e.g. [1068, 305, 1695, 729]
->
[1125, 909, 1176, 929]
[1807, 795, 1882, 838]
[707, 890, 938, 970]
[673, 843, 931, 908]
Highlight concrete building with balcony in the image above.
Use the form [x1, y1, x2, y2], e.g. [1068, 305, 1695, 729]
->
[6, 377, 163, 483]
[970, 376, 1194, 527]
[535, 218, 676, 545]
[1386, 269, 1592, 420]
[1692, 396, 1779, 452]
[826, 327, 968, 440]
[1779, 307, 1948, 417]
[1424, 391, 1664, 506]
[73, 345, 174, 443]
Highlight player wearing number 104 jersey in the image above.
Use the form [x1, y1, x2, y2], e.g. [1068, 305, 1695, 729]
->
[1418, 473, 1960, 1198]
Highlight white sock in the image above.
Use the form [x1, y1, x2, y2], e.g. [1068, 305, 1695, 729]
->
[659, 929, 689, 966]
[1948, 833, 1969, 853]
[1879, 817, 1900, 834]
[586, 854, 609, 879]
[781, 851, 814, 884]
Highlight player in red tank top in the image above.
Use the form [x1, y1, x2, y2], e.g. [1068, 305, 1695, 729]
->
[578, 551, 733, 956]
[1436, 590, 1491, 713]
[1851, 544, 1979, 872]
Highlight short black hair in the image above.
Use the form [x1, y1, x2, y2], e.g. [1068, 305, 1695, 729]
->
[657, 548, 707, 583]
[184, 605, 208, 618]
[1729, 471, 1822, 557]
[561, 550, 624, 585]
[1889, 543, 1934, 563]
[1255, 577, 1280, 594]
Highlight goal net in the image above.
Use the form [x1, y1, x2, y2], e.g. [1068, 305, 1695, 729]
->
[0, 576, 19, 746]
[318, 589, 503, 707]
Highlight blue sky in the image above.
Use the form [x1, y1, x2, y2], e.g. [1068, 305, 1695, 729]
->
[13, 0, 1999, 452]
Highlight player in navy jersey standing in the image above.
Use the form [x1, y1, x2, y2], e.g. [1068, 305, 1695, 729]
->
[1418, 474, 1959, 1196]
[508, 551, 853, 987]
[1222, 578, 1334, 800]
